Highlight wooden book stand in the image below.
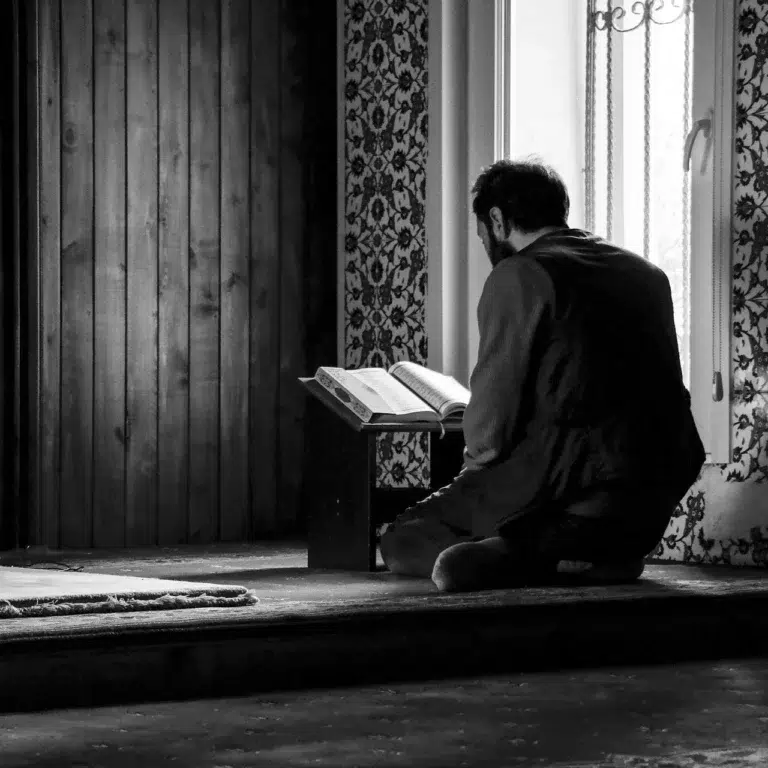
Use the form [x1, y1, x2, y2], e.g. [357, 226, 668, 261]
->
[300, 378, 465, 571]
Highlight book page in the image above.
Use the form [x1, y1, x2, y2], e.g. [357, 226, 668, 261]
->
[349, 368, 437, 416]
[389, 362, 470, 417]
[317, 367, 392, 416]
[314, 368, 376, 422]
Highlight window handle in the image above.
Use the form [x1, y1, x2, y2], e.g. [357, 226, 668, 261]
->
[683, 110, 713, 172]
[712, 371, 723, 402]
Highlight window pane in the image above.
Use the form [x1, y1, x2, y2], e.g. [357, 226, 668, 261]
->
[587, 0, 693, 387]
[504, 0, 589, 227]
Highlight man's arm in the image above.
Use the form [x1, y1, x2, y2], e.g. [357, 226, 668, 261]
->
[462, 258, 551, 471]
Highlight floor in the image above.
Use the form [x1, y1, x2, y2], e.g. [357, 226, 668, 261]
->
[3, 540, 396, 599]
[2, 659, 768, 767]
[4, 540, 768, 603]
[2, 543, 768, 766]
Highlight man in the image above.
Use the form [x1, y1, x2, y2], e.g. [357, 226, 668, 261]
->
[380, 159, 705, 592]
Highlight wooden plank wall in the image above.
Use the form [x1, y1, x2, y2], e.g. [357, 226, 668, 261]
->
[0, 0, 14, 548]
[33, 0, 337, 547]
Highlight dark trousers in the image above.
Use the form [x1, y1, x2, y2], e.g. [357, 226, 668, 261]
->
[379, 474, 682, 580]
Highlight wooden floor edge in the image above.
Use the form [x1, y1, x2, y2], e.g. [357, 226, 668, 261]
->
[0, 603, 766, 713]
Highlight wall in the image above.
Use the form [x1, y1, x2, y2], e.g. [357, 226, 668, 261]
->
[507, 0, 587, 230]
[341, 0, 430, 488]
[31, 0, 336, 547]
[0, 0, 21, 549]
[425, 0, 494, 389]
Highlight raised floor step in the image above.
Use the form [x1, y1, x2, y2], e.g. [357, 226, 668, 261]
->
[0, 544, 766, 713]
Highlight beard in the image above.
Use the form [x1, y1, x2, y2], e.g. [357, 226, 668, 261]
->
[488, 234, 516, 267]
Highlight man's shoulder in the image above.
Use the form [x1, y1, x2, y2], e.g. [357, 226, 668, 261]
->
[488, 255, 554, 295]
[480, 257, 555, 319]
[528, 230, 668, 281]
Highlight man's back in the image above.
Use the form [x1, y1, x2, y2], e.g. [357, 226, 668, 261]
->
[516, 228, 704, 498]
[524, 229, 688, 425]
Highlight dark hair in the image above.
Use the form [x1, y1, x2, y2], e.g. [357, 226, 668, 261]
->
[471, 157, 570, 234]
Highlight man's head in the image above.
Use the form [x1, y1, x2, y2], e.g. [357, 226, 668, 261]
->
[471, 158, 570, 265]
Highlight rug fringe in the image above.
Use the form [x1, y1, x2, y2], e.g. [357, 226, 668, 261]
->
[0, 590, 259, 619]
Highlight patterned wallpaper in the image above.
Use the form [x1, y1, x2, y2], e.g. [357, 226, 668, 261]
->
[343, 0, 430, 488]
[652, 0, 768, 565]
[341, 0, 768, 552]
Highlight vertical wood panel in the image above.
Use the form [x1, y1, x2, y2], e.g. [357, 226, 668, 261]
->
[60, 0, 94, 547]
[188, 0, 220, 543]
[250, 0, 280, 535]
[39, 0, 60, 547]
[219, 0, 250, 541]
[126, 0, 158, 545]
[299, 4, 338, 526]
[157, 0, 189, 544]
[278, 0, 307, 532]
[32, 0, 339, 546]
[93, 0, 126, 547]
[303, 6, 337, 371]
[25, 0, 42, 546]
[0, 2, 7, 545]
[11, 0, 23, 548]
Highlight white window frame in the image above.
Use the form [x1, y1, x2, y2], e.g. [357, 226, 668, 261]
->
[689, 0, 735, 465]
[426, 0, 735, 464]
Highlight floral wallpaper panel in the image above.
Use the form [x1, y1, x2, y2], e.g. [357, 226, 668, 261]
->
[343, 0, 431, 488]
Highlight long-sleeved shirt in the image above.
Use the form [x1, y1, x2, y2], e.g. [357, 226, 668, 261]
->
[461, 228, 705, 509]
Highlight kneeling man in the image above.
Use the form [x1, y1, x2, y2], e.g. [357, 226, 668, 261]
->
[380, 159, 706, 592]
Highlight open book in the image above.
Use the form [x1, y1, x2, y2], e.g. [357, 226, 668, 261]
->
[303, 361, 471, 424]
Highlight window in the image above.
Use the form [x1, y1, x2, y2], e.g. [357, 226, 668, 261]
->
[586, 0, 695, 385]
[427, 0, 734, 463]
[499, 0, 736, 464]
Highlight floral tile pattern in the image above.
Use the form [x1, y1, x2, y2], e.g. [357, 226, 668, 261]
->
[728, 390, 768, 483]
[733, 1, 768, 393]
[343, 0, 430, 488]
[732, 298, 768, 393]
[651, 484, 768, 566]
[654, 0, 768, 564]
[725, 0, 768, 481]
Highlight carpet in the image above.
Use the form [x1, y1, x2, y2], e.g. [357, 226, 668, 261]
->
[1, 564, 768, 712]
[0, 564, 766, 639]
[0, 567, 258, 619]
[2, 660, 768, 767]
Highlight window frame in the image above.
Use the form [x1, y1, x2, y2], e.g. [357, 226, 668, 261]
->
[426, 0, 736, 464]
[687, 0, 736, 465]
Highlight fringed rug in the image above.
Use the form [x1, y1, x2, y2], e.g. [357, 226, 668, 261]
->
[0, 567, 258, 619]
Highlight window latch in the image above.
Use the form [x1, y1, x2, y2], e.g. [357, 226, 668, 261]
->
[683, 109, 713, 172]
[712, 371, 723, 403]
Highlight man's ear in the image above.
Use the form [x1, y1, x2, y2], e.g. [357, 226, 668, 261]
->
[488, 207, 507, 241]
